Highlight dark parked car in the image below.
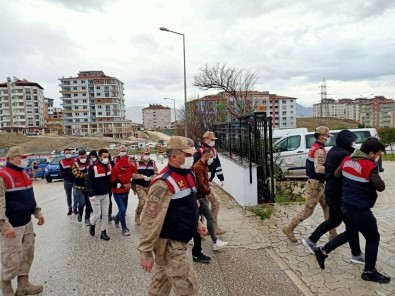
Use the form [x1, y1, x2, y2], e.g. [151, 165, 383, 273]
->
[24, 158, 48, 179]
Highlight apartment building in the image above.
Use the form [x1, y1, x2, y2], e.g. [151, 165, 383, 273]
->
[142, 104, 171, 130]
[59, 71, 134, 138]
[314, 96, 395, 127]
[0, 77, 45, 134]
[189, 91, 297, 128]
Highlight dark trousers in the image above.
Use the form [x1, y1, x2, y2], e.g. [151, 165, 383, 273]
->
[108, 192, 113, 217]
[192, 231, 202, 256]
[75, 188, 92, 220]
[342, 208, 380, 271]
[311, 198, 361, 256]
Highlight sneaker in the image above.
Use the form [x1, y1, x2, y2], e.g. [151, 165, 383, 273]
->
[361, 269, 391, 283]
[85, 219, 91, 226]
[193, 253, 211, 264]
[351, 252, 365, 265]
[213, 239, 228, 251]
[314, 247, 328, 269]
[302, 238, 316, 255]
[113, 216, 120, 228]
[122, 229, 131, 236]
[77, 213, 82, 222]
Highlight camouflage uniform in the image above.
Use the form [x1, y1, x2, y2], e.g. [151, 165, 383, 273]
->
[138, 180, 198, 296]
[283, 141, 335, 242]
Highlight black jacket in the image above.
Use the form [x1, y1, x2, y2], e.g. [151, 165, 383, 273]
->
[324, 130, 357, 205]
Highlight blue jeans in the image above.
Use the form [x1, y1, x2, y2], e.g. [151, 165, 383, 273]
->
[74, 188, 92, 220]
[114, 193, 129, 230]
[64, 181, 77, 209]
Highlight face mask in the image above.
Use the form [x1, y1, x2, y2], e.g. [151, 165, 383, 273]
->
[143, 155, 150, 161]
[351, 142, 356, 148]
[91, 157, 97, 162]
[65, 154, 72, 159]
[101, 158, 109, 164]
[120, 152, 126, 156]
[80, 158, 87, 163]
[322, 137, 328, 143]
[180, 156, 194, 169]
[18, 158, 29, 168]
[375, 156, 380, 162]
[208, 141, 215, 147]
[207, 158, 214, 165]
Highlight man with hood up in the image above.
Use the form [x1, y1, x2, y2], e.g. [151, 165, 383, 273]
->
[302, 130, 364, 264]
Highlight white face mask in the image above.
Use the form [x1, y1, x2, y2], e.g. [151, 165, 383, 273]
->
[375, 156, 380, 162]
[65, 153, 72, 159]
[18, 158, 29, 168]
[208, 141, 215, 147]
[143, 155, 150, 161]
[120, 152, 126, 156]
[207, 158, 214, 165]
[91, 157, 97, 162]
[351, 142, 356, 148]
[101, 158, 109, 164]
[80, 158, 87, 163]
[180, 156, 194, 169]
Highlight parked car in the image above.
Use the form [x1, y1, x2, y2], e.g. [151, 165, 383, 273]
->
[44, 155, 76, 183]
[275, 128, 380, 177]
[24, 158, 48, 179]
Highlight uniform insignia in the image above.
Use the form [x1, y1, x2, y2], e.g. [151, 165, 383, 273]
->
[177, 180, 184, 188]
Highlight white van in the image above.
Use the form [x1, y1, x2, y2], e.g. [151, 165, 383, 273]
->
[275, 128, 379, 177]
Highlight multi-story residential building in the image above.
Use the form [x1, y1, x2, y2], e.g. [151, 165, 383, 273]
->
[314, 96, 395, 128]
[189, 91, 297, 128]
[0, 77, 45, 134]
[59, 71, 134, 138]
[142, 104, 171, 130]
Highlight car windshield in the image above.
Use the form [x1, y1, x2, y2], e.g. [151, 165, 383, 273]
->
[49, 156, 63, 165]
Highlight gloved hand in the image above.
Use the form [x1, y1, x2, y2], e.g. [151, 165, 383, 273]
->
[116, 183, 122, 189]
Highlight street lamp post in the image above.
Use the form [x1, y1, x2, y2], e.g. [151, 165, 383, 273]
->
[163, 97, 176, 128]
[160, 27, 187, 137]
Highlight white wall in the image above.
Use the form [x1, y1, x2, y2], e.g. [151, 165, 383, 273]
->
[212, 153, 258, 206]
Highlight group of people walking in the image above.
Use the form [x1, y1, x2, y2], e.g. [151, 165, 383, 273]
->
[282, 126, 390, 284]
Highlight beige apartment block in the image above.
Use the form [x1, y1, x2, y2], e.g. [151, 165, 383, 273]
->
[59, 71, 136, 138]
[0, 77, 45, 135]
[142, 104, 171, 130]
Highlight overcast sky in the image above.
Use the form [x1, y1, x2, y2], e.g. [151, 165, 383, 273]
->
[1, 0, 394, 109]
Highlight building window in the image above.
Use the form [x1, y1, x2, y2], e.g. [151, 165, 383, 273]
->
[81, 80, 85, 84]
[74, 100, 78, 103]
[96, 86, 100, 90]
[98, 112, 102, 115]
[73, 80, 77, 84]
[82, 93, 86, 96]
[82, 87, 86, 90]
[96, 93, 100, 96]
[84, 112, 88, 115]
[98, 105, 102, 109]
[73, 87, 77, 90]
[106, 112, 111, 116]
[74, 94, 78, 97]
[83, 100, 87, 103]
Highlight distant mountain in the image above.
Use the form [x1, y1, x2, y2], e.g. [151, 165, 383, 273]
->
[296, 103, 313, 117]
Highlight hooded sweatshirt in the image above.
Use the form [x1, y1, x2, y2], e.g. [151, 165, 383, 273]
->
[324, 130, 357, 204]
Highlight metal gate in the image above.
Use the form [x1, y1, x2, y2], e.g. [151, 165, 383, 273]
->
[213, 112, 275, 203]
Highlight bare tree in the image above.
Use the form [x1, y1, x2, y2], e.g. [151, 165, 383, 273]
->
[194, 63, 259, 120]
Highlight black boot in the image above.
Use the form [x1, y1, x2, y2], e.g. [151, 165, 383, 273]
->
[100, 230, 110, 241]
[67, 208, 72, 215]
[89, 224, 95, 236]
[77, 212, 82, 222]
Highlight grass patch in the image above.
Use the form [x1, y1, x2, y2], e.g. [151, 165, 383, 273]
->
[383, 154, 395, 161]
[246, 205, 273, 220]
[275, 194, 305, 204]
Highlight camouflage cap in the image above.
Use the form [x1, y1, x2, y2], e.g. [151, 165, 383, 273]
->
[203, 131, 218, 140]
[6, 146, 32, 158]
[315, 126, 332, 137]
[166, 136, 195, 154]
[141, 147, 150, 154]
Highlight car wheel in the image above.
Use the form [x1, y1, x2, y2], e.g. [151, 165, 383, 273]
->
[46, 177, 52, 183]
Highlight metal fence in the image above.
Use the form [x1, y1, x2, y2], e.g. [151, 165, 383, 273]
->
[213, 112, 275, 203]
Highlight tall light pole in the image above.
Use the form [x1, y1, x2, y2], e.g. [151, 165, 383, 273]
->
[160, 27, 187, 137]
[163, 97, 176, 127]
